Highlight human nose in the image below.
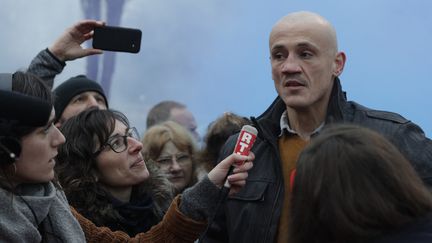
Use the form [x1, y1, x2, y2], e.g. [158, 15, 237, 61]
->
[127, 137, 143, 154]
[281, 55, 301, 74]
[52, 126, 66, 147]
[86, 96, 99, 108]
[169, 157, 182, 171]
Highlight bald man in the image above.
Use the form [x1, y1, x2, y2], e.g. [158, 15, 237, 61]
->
[203, 11, 432, 242]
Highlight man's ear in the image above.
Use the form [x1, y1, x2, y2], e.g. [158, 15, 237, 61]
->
[333, 51, 346, 77]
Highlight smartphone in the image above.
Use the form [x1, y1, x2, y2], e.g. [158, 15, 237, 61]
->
[92, 26, 142, 53]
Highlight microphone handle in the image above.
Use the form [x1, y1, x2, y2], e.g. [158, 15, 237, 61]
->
[222, 165, 235, 189]
[219, 165, 234, 204]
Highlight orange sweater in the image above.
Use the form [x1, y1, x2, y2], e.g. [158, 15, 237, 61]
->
[72, 195, 207, 243]
[277, 135, 308, 243]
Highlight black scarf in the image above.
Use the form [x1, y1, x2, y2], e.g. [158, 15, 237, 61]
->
[108, 191, 159, 236]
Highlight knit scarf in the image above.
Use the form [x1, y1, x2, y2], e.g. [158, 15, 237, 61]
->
[0, 182, 85, 242]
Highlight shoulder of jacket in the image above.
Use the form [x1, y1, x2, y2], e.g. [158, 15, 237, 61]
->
[364, 109, 409, 124]
[349, 101, 409, 124]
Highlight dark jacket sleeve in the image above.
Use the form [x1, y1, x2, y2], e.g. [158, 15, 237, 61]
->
[355, 106, 432, 188]
[200, 135, 238, 242]
[391, 121, 432, 186]
[27, 48, 65, 89]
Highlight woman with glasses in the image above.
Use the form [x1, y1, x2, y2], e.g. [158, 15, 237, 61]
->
[0, 72, 253, 241]
[141, 121, 199, 194]
[54, 107, 254, 241]
[55, 108, 174, 236]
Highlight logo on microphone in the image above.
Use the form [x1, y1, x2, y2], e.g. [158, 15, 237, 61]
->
[234, 129, 257, 157]
[223, 125, 258, 188]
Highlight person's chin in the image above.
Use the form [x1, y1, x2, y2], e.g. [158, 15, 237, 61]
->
[170, 179, 186, 191]
[134, 170, 150, 182]
[35, 174, 54, 184]
[142, 169, 150, 180]
[282, 97, 310, 109]
[46, 169, 55, 181]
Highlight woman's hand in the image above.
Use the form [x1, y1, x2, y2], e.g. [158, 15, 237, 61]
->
[48, 19, 105, 62]
[207, 152, 254, 195]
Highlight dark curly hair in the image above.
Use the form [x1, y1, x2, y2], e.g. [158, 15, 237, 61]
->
[56, 108, 126, 223]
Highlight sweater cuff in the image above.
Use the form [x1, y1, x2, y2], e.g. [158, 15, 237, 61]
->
[179, 176, 221, 221]
[160, 195, 207, 242]
[27, 49, 65, 89]
[45, 48, 66, 67]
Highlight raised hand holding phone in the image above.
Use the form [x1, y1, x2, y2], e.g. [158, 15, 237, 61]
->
[49, 20, 105, 62]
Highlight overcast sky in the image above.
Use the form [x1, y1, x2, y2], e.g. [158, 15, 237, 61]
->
[1, 0, 431, 137]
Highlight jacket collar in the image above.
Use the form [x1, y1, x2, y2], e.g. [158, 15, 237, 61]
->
[252, 77, 347, 139]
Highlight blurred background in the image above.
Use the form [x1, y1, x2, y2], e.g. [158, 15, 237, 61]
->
[1, 0, 431, 137]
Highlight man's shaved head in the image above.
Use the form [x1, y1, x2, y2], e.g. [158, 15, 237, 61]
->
[270, 11, 339, 55]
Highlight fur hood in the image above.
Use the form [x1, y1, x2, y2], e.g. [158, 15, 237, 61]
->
[142, 161, 175, 217]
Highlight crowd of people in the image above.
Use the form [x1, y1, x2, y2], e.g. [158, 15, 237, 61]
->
[1, 10, 432, 243]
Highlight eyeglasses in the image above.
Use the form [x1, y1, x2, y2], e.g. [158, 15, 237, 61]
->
[156, 152, 191, 168]
[93, 127, 140, 157]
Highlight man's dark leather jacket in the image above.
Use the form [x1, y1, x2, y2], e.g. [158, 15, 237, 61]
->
[204, 77, 432, 243]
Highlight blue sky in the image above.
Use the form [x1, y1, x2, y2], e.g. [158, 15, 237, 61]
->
[1, 0, 431, 137]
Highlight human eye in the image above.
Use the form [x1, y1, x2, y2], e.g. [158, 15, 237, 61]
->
[271, 51, 285, 60]
[298, 48, 314, 59]
[72, 95, 84, 104]
[95, 95, 105, 104]
[300, 52, 312, 58]
[156, 157, 172, 166]
[127, 128, 139, 139]
[177, 153, 190, 161]
[42, 123, 54, 134]
[109, 136, 124, 149]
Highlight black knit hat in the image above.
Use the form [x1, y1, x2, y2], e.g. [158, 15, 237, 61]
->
[53, 75, 108, 121]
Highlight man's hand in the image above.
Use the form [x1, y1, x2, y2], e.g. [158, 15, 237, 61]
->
[48, 19, 105, 62]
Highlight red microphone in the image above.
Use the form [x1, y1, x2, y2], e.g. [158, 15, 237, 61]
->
[223, 125, 258, 188]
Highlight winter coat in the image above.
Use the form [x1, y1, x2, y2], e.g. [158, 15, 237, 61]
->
[204, 77, 432, 242]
